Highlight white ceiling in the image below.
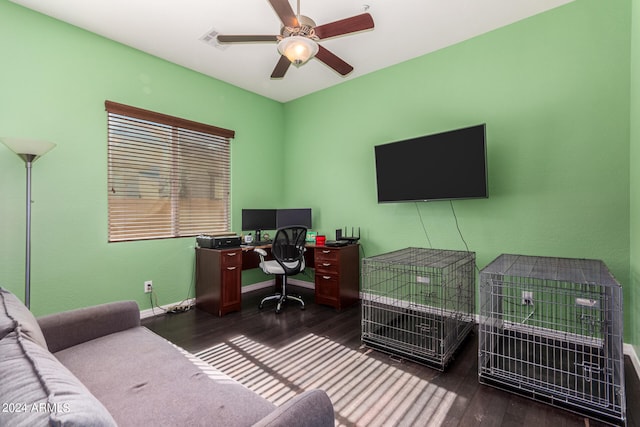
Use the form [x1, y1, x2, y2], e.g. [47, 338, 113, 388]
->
[11, 0, 573, 103]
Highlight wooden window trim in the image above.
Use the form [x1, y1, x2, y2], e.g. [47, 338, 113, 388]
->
[105, 100, 235, 139]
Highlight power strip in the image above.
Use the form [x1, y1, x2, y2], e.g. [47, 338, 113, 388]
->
[167, 304, 192, 314]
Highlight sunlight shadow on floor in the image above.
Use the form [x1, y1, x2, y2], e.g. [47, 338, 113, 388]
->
[195, 333, 463, 426]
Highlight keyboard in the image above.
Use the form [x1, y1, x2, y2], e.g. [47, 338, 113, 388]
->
[242, 240, 271, 246]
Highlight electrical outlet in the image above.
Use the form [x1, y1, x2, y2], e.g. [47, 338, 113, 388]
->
[144, 280, 153, 293]
[521, 291, 533, 305]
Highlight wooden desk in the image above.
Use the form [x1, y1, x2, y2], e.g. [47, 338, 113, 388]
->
[195, 247, 242, 316]
[195, 244, 359, 316]
[312, 245, 360, 310]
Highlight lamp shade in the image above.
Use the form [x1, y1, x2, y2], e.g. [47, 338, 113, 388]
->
[277, 36, 319, 66]
[1, 137, 56, 161]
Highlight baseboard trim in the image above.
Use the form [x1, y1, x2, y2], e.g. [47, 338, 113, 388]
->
[240, 278, 315, 293]
[140, 279, 315, 319]
[624, 343, 640, 380]
[240, 280, 274, 293]
[287, 278, 315, 290]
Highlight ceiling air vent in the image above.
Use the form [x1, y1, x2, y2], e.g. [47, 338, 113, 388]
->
[200, 28, 228, 50]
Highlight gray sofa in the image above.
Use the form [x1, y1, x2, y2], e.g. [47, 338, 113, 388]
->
[0, 287, 334, 426]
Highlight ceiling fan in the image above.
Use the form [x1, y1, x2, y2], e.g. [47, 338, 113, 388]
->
[216, 0, 374, 79]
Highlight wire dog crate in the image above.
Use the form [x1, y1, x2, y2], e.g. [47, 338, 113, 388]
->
[361, 247, 475, 370]
[478, 254, 625, 425]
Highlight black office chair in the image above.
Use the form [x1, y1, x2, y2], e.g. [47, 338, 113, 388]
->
[254, 226, 307, 314]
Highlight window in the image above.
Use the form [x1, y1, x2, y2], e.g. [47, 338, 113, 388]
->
[106, 101, 234, 242]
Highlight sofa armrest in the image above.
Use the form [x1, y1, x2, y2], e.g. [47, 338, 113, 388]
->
[37, 301, 140, 353]
[252, 389, 334, 427]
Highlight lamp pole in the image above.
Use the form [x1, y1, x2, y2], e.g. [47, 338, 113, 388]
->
[23, 154, 36, 308]
[1, 138, 55, 309]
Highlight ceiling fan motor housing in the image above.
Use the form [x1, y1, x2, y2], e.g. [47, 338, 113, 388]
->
[280, 15, 317, 40]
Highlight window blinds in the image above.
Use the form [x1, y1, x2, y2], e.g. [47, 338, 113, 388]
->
[106, 101, 234, 242]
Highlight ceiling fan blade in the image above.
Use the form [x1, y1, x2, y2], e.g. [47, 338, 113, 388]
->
[271, 55, 291, 79]
[217, 35, 278, 43]
[268, 0, 299, 28]
[314, 13, 374, 40]
[315, 45, 353, 76]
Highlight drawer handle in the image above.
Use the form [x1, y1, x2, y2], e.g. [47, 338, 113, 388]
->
[322, 263, 331, 267]
[227, 252, 237, 257]
[322, 275, 332, 280]
[322, 250, 331, 254]
[226, 266, 237, 271]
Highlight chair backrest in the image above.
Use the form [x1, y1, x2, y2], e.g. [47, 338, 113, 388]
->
[271, 226, 307, 276]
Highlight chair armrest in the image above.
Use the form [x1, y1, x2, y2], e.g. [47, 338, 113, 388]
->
[252, 389, 334, 427]
[254, 248, 268, 257]
[37, 301, 140, 353]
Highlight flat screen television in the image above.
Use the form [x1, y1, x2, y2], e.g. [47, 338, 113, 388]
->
[374, 124, 487, 203]
[276, 208, 312, 229]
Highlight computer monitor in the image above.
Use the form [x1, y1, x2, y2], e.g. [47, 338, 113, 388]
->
[276, 208, 312, 229]
[241, 209, 276, 233]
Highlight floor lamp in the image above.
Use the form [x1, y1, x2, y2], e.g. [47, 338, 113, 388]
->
[1, 137, 56, 309]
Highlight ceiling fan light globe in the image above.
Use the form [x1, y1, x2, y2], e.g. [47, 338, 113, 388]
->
[277, 36, 318, 66]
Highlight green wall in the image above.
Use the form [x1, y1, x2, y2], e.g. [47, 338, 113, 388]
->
[0, 0, 285, 315]
[631, 0, 640, 350]
[284, 0, 633, 334]
[1, 0, 637, 348]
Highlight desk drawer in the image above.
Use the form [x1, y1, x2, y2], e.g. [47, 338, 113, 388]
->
[315, 247, 340, 263]
[221, 250, 242, 268]
[315, 273, 339, 304]
[315, 259, 339, 274]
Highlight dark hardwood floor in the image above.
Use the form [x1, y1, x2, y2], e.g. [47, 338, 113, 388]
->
[143, 286, 639, 427]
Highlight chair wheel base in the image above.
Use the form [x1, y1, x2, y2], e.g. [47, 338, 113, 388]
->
[259, 293, 304, 314]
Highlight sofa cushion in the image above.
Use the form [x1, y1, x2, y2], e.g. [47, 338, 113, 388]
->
[0, 329, 117, 426]
[0, 287, 47, 348]
[253, 389, 335, 427]
[38, 300, 141, 353]
[54, 326, 277, 427]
